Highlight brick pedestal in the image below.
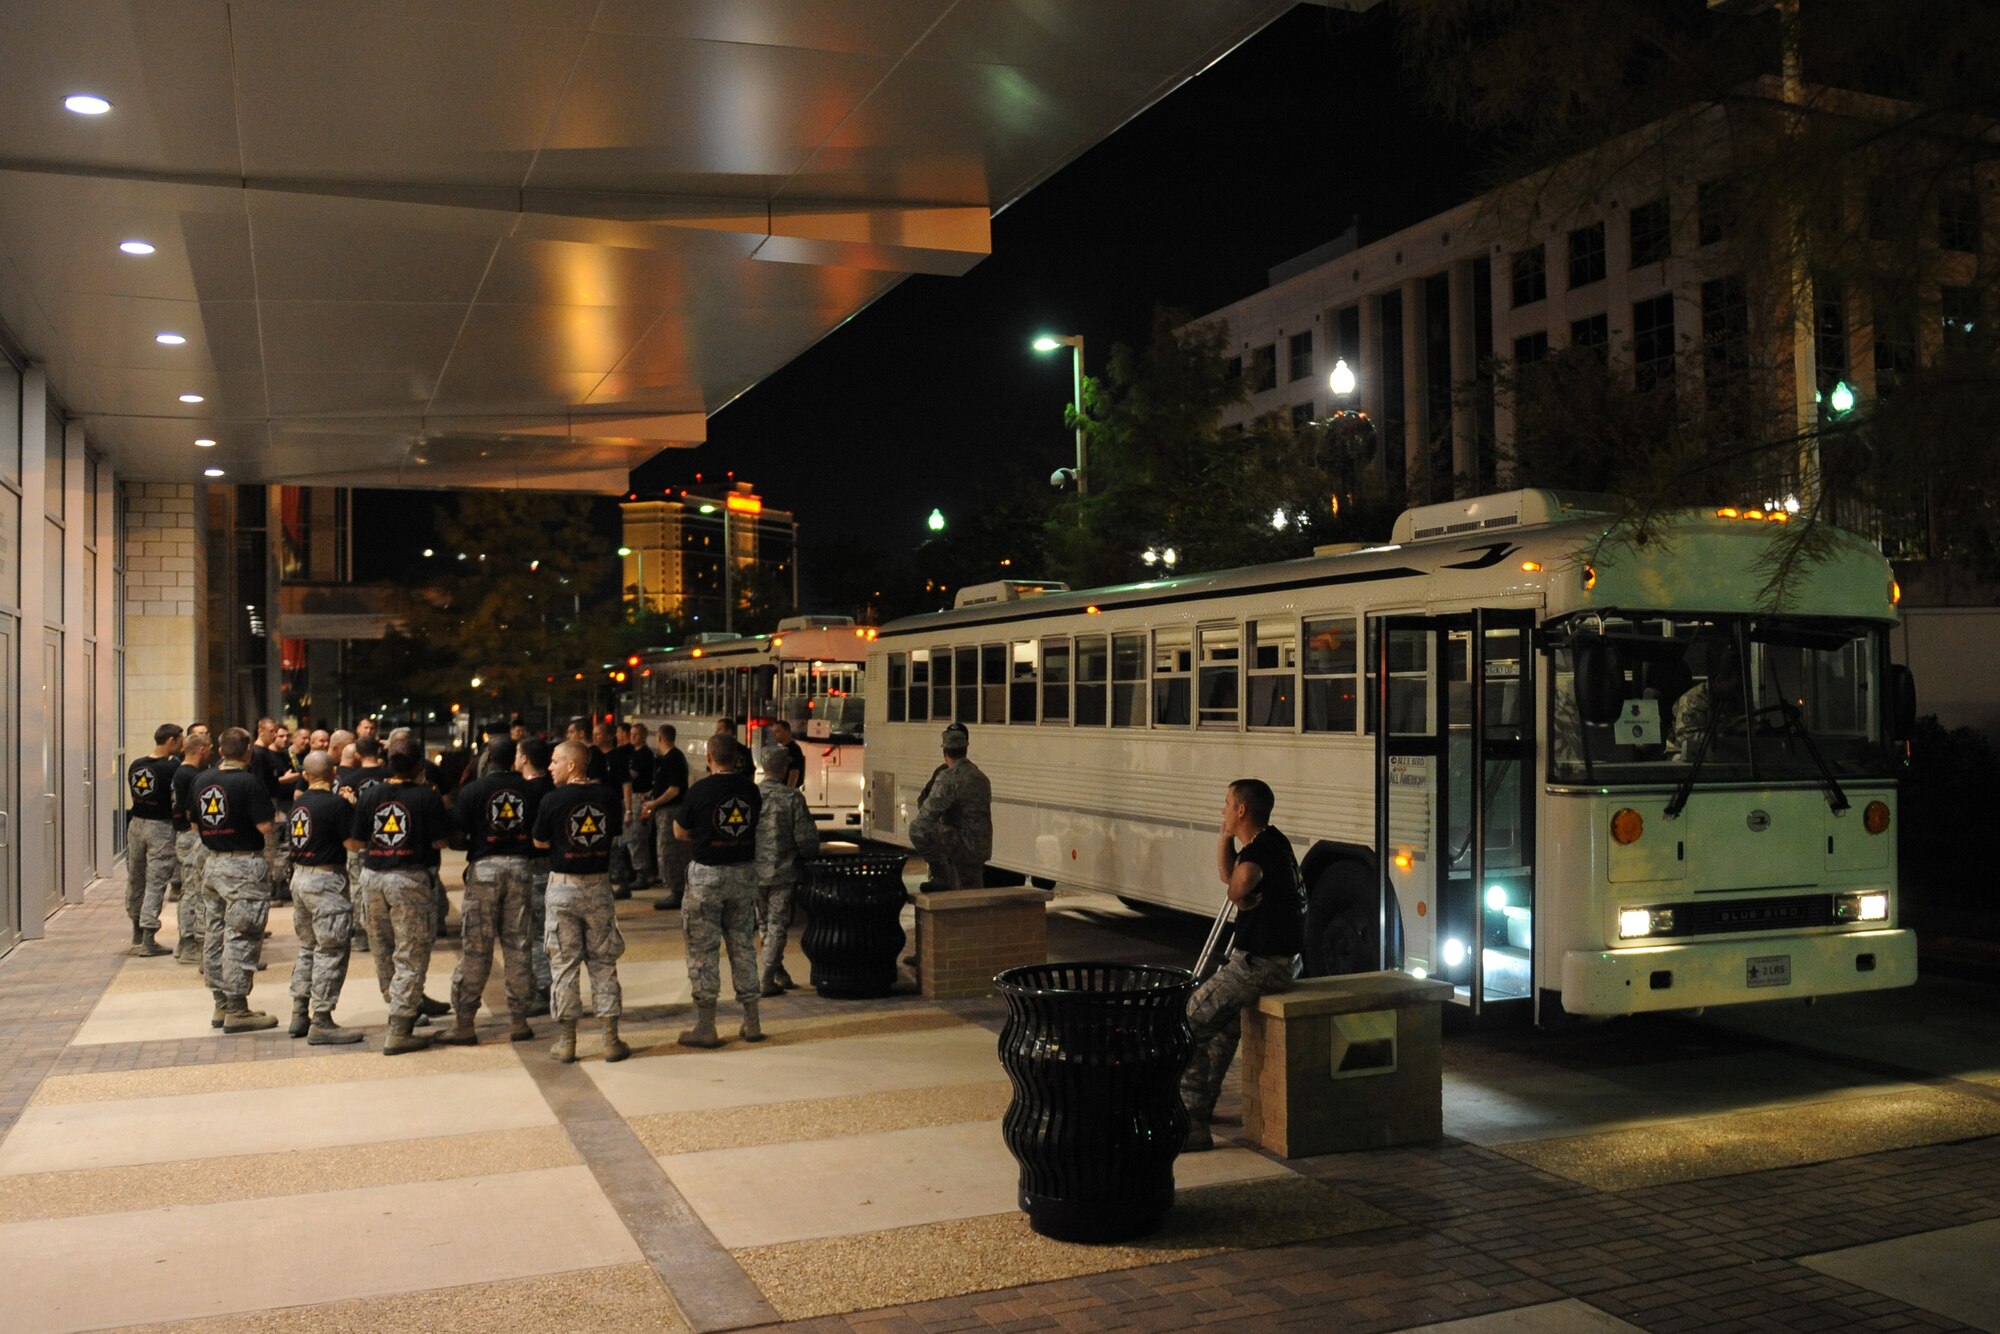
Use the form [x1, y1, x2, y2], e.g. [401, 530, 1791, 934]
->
[1240, 970, 1455, 1158]
[914, 887, 1052, 999]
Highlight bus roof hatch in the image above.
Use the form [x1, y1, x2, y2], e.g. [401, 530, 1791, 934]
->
[1391, 489, 1618, 544]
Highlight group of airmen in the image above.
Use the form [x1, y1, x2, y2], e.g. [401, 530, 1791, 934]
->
[122, 710, 832, 1062]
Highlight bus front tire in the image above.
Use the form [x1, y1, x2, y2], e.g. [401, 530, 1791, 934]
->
[1301, 857, 1404, 978]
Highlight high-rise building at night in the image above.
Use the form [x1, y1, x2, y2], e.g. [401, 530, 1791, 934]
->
[619, 482, 799, 634]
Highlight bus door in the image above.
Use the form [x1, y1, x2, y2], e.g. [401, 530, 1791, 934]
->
[1377, 612, 1537, 1013]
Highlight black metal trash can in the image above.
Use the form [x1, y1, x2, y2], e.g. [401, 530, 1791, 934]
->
[799, 853, 910, 998]
[995, 961, 1195, 1243]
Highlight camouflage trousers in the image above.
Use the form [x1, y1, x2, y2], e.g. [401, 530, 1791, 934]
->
[346, 850, 369, 942]
[288, 865, 354, 1014]
[545, 873, 625, 1022]
[357, 867, 435, 1022]
[1179, 950, 1296, 1124]
[125, 817, 176, 931]
[453, 856, 534, 1018]
[757, 879, 798, 977]
[908, 819, 984, 891]
[684, 862, 760, 1008]
[204, 852, 271, 1001]
[174, 830, 209, 950]
[626, 800, 657, 883]
[653, 807, 689, 899]
[264, 824, 293, 898]
[529, 862, 551, 992]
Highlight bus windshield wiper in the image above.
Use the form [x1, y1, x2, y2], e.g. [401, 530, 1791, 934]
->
[1768, 700, 1851, 814]
[1664, 708, 1713, 819]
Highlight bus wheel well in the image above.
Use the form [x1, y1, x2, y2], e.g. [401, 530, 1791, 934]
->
[1299, 841, 1405, 978]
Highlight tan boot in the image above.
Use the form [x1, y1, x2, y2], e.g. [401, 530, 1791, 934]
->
[382, 1015, 432, 1055]
[220, 997, 278, 1034]
[759, 969, 785, 998]
[602, 1017, 631, 1063]
[677, 1005, 724, 1049]
[132, 929, 171, 958]
[307, 1012, 365, 1045]
[550, 1020, 578, 1063]
[435, 1009, 479, 1045]
[739, 999, 766, 1043]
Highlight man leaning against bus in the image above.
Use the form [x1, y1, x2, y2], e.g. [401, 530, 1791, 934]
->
[1180, 778, 1302, 1151]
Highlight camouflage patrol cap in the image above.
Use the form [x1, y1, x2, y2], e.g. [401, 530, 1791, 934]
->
[940, 722, 969, 751]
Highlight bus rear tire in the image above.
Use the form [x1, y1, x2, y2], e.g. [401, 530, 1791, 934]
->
[1301, 857, 1403, 978]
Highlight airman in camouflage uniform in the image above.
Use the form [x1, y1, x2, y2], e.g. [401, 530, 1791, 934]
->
[347, 741, 454, 1054]
[753, 745, 819, 996]
[284, 754, 365, 1044]
[193, 728, 281, 1033]
[439, 738, 540, 1046]
[170, 734, 212, 965]
[531, 741, 628, 1063]
[908, 722, 993, 890]
[675, 734, 763, 1047]
[124, 724, 184, 957]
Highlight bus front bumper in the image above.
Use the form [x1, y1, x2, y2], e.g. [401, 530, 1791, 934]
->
[1561, 928, 1916, 1016]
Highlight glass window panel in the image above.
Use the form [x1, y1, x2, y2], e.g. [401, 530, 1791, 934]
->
[1040, 639, 1070, 722]
[908, 649, 930, 722]
[1152, 628, 1191, 726]
[1075, 634, 1108, 726]
[931, 647, 954, 719]
[981, 643, 1006, 723]
[1197, 624, 1240, 727]
[956, 645, 978, 723]
[1010, 640, 1037, 723]
[1251, 618, 1296, 671]
[1111, 633, 1146, 727]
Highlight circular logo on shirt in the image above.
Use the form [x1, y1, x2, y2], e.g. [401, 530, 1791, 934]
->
[565, 802, 610, 848]
[371, 800, 412, 848]
[488, 790, 526, 833]
[198, 786, 228, 828]
[712, 796, 754, 839]
[288, 805, 313, 852]
[131, 769, 157, 798]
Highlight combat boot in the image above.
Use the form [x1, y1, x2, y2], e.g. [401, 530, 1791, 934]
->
[287, 998, 311, 1038]
[602, 1017, 631, 1063]
[759, 969, 785, 999]
[417, 994, 451, 1019]
[526, 990, 551, 1018]
[435, 1009, 479, 1045]
[174, 935, 202, 965]
[550, 1020, 578, 1063]
[307, 1012, 364, 1045]
[129, 921, 143, 948]
[210, 989, 227, 1029]
[383, 1015, 431, 1055]
[772, 964, 797, 991]
[1182, 1119, 1215, 1152]
[677, 1005, 724, 1049]
[508, 1013, 535, 1043]
[219, 997, 279, 1034]
[132, 929, 171, 958]
[739, 999, 766, 1043]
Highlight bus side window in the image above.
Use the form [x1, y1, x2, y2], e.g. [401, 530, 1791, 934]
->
[1111, 633, 1146, 726]
[981, 643, 1006, 723]
[1152, 628, 1191, 726]
[1041, 639, 1071, 723]
[931, 647, 954, 720]
[1010, 640, 1038, 723]
[1248, 617, 1297, 729]
[1075, 635, 1109, 726]
[1303, 616, 1358, 733]
[908, 650, 930, 722]
[1198, 624, 1241, 728]
[956, 646, 978, 722]
[887, 654, 907, 723]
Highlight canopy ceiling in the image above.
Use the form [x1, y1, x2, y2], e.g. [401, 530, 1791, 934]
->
[0, 0, 1337, 491]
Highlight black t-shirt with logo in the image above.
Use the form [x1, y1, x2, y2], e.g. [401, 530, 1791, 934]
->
[627, 744, 655, 794]
[337, 765, 391, 803]
[781, 739, 806, 786]
[532, 781, 622, 875]
[287, 789, 352, 867]
[171, 761, 206, 832]
[456, 771, 539, 863]
[252, 746, 288, 802]
[523, 774, 556, 861]
[680, 771, 761, 866]
[127, 755, 180, 822]
[350, 779, 451, 871]
[650, 747, 689, 803]
[194, 766, 276, 853]
[1230, 825, 1305, 958]
[606, 744, 633, 790]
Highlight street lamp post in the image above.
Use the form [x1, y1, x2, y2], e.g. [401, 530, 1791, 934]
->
[1033, 333, 1087, 496]
[616, 545, 645, 617]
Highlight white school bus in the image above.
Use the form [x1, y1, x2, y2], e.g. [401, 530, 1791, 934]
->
[862, 490, 1917, 1019]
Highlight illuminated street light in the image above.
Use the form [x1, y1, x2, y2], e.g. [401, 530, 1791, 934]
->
[1032, 332, 1087, 497]
[470, 676, 483, 688]
[1271, 507, 1289, 530]
[1329, 358, 1357, 398]
[927, 508, 947, 533]
[1827, 379, 1856, 415]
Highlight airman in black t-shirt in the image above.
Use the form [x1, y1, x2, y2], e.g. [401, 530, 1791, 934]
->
[124, 723, 183, 957]
[441, 741, 541, 1043]
[285, 752, 365, 1044]
[196, 729, 281, 1034]
[531, 740, 628, 1064]
[344, 742, 452, 1053]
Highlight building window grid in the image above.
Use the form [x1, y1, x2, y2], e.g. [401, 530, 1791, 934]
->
[1511, 244, 1547, 308]
[1939, 183, 1980, 253]
[1288, 331, 1313, 382]
[1632, 293, 1676, 392]
[1629, 198, 1671, 268]
[1698, 178, 1738, 247]
[1250, 344, 1277, 393]
[1570, 313, 1610, 362]
[1568, 222, 1607, 289]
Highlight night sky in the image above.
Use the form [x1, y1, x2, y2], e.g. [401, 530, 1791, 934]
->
[355, 3, 1479, 589]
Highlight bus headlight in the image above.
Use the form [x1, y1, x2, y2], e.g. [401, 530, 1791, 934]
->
[1836, 892, 1889, 923]
[1619, 907, 1675, 939]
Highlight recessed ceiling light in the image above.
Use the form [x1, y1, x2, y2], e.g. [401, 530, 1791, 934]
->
[194, 438, 216, 448]
[178, 393, 203, 403]
[203, 467, 225, 478]
[156, 333, 186, 346]
[64, 94, 112, 116]
[119, 240, 155, 256]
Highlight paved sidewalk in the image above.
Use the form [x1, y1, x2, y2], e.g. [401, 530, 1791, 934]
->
[0, 866, 1995, 1333]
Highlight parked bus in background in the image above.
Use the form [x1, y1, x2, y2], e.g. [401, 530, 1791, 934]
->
[629, 616, 872, 832]
[862, 490, 1917, 1022]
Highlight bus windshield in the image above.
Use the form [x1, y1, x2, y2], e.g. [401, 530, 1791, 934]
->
[1549, 613, 1893, 785]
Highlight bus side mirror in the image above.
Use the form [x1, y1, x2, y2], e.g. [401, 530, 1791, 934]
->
[1574, 639, 1625, 726]
[1888, 663, 1917, 742]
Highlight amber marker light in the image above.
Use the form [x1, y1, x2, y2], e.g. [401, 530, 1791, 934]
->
[1716, 507, 1739, 518]
[1582, 564, 1598, 591]
[1864, 801, 1892, 835]
[1890, 580, 1902, 605]
[1610, 808, 1644, 845]
[1520, 560, 1543, 572]
[1392, 851, 1414, 871]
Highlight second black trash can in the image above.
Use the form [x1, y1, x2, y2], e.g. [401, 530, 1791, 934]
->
[799, 852, 909, 998]
[995, 961, 1195, 1243]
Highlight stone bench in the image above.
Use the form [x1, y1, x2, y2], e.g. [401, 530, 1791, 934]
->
[1240, 970, 1456, 1158]
[912, 886, 1052, 999]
